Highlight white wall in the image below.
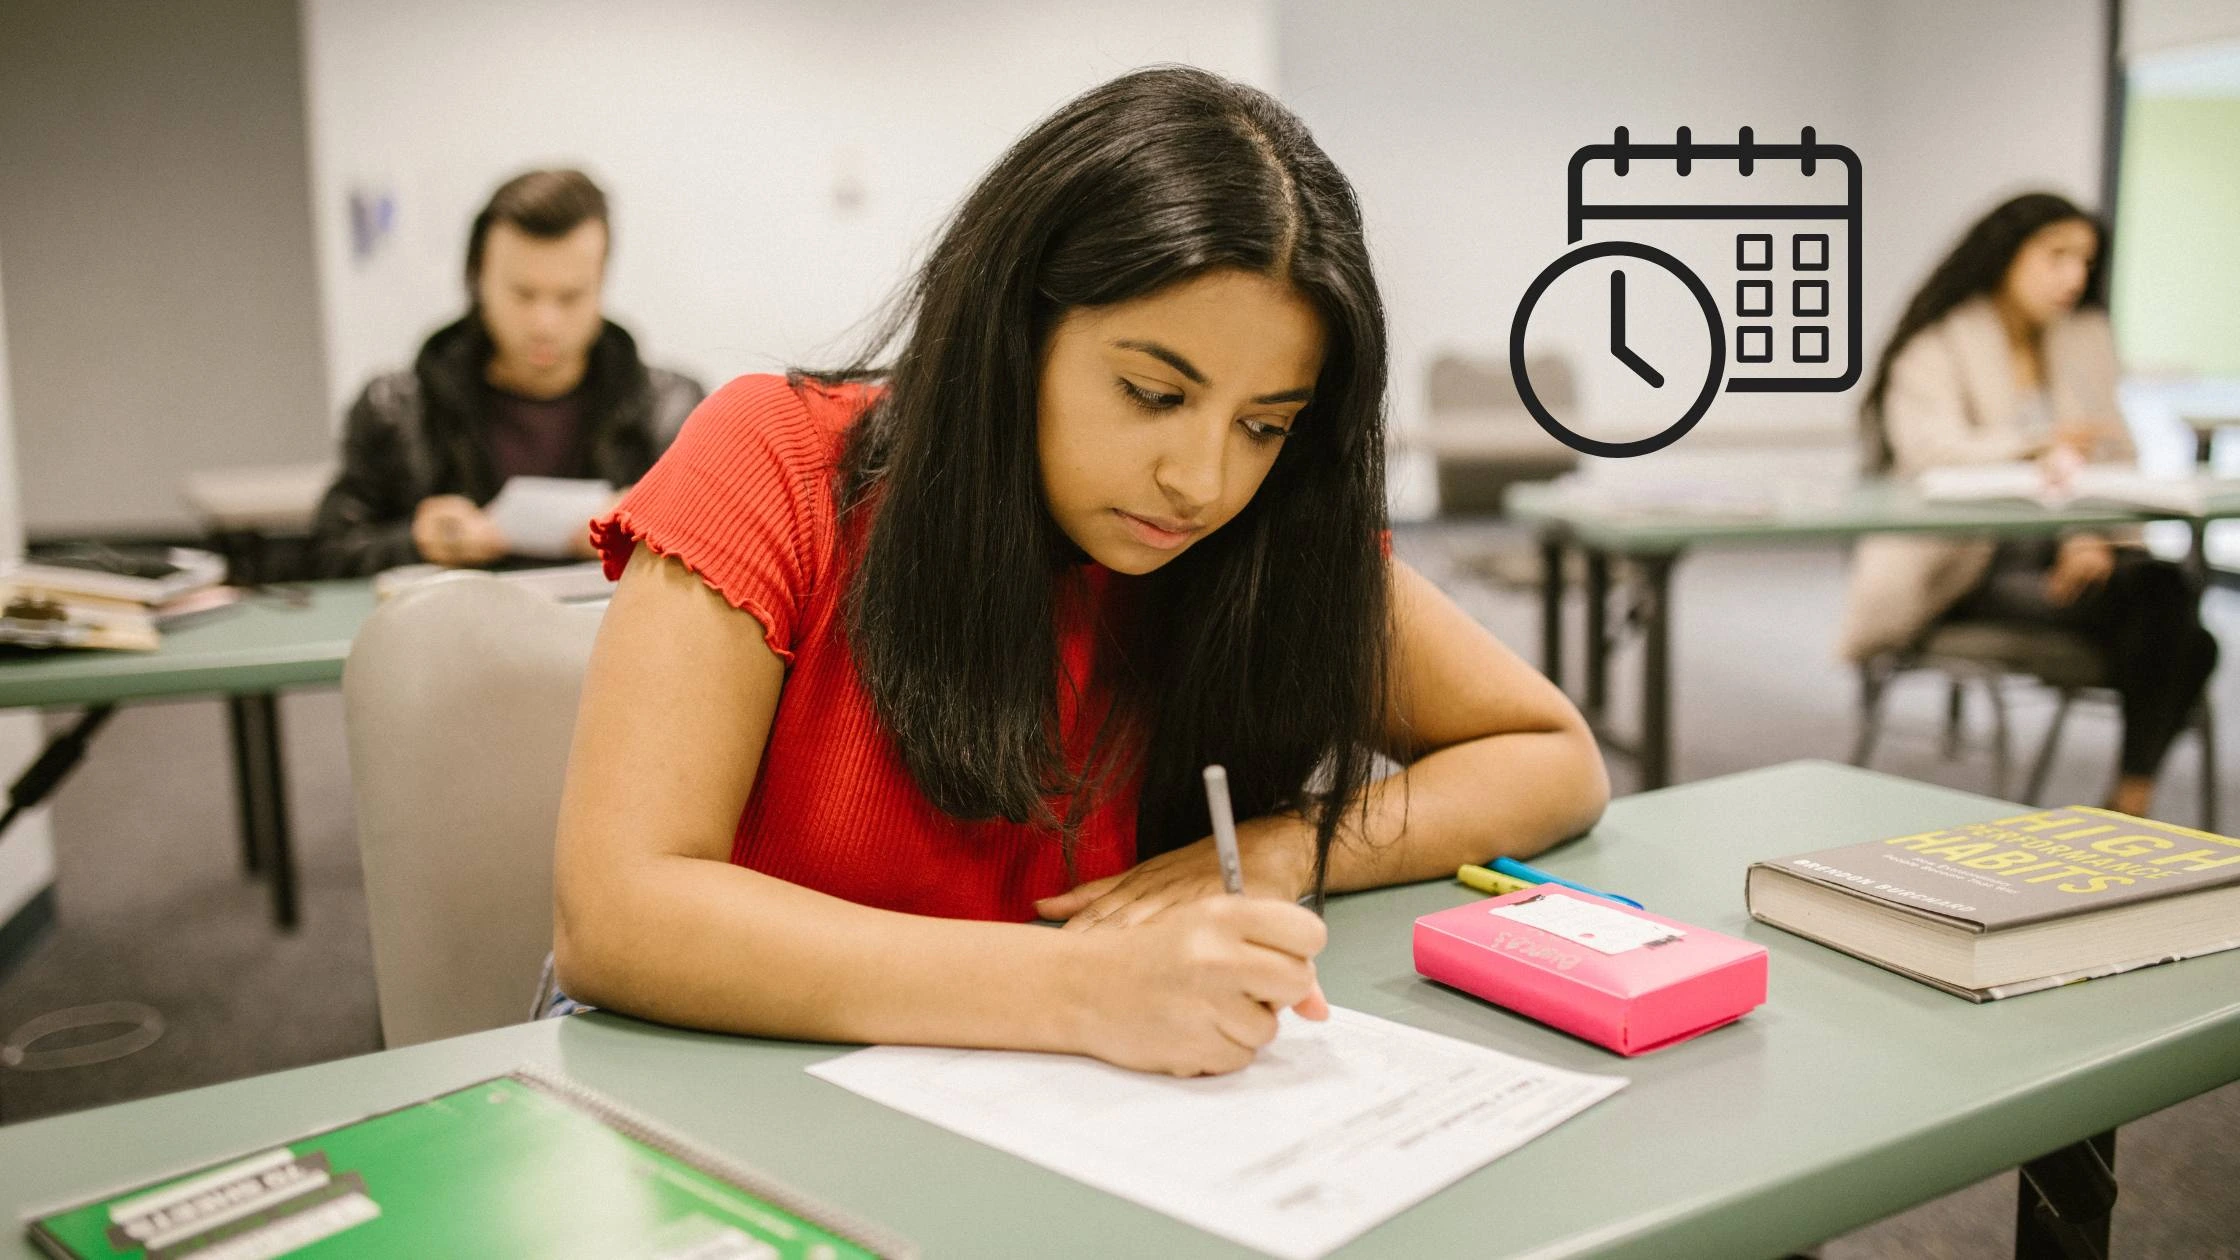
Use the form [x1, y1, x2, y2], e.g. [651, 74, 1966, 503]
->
[1862, 0, 2104, 362]
[1278, 0, 2105, 470]
[2127, 0, 2240, 57]
[0, 246, 59, 938]
[303, 0, 1277, 418]
[0, 0, 330, 536]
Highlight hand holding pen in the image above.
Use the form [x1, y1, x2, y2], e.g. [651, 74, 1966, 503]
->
[1205, 766, 1329, 1022]
[1047, 765, 1331, 1077]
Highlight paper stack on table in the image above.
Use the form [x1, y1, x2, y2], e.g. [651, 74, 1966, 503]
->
[809, 1006, 1625, 1260]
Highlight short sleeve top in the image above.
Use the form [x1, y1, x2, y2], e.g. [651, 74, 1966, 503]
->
[590, 374, 1139, 921]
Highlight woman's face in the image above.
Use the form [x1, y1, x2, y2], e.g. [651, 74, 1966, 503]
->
[2000, 218, 2098, 328]
[1036, 268, 1325, 576]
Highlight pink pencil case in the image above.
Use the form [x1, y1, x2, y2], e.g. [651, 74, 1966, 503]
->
[1413, 885, 1768, 1056]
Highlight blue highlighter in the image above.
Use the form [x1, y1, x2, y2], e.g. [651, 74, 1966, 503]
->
[1490, 856, 1646, 910]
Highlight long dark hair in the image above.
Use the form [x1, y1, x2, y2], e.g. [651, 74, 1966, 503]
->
[1860, 191, 2107, 472]
[816, 66, 1390, 899]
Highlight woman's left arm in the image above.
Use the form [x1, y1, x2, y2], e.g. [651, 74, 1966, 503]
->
[1322, 556, 1609, 892]
[1039, 558, 1609, 927]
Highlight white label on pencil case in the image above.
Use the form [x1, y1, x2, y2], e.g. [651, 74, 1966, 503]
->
[1490, 895, 1684, 955]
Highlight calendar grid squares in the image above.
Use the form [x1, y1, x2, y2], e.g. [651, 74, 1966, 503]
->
[1566, 130, 1861, 392]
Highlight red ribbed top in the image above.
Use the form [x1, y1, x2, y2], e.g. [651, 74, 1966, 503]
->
[590, 373, 1139, 921]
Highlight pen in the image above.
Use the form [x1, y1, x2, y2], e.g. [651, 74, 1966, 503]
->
[1206, 764, 1328, 1019]
[1202, 765, 1244, 895]
[1490, 856, 1646, 909]
[1456, 864, 1536, 897]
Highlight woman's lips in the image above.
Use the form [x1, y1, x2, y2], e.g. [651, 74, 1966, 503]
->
[1114, 509, 1203, 550]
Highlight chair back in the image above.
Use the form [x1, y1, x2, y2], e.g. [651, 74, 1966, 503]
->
[343, 573, 605, 1046]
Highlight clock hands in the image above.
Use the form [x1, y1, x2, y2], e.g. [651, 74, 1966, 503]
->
[1609, 270, 1665, 388]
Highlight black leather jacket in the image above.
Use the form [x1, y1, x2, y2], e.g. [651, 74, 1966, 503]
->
[309, 315, 704, 576]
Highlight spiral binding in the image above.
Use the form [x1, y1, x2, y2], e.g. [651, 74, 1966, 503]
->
[513, 1066, 922, 1259]
[1601, 126, 1829, 174]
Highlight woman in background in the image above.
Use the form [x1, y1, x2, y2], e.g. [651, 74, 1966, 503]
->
[1840, 192, 2217, 818]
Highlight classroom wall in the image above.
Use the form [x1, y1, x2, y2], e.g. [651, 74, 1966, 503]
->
[2126, 0, 2240, 57]
[1276, 0, 2105, 457]
[0, 0, 332, 537]
[1859, 0, 2105, 357]
[301, 0, 1278, 420]
[0, 247, 60, 944]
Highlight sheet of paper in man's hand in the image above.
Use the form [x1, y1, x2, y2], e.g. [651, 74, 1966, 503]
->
[808, 1006, 1626, 1260]
[485, 477, 614, 559]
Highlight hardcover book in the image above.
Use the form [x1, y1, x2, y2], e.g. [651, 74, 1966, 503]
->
[1746, 806, 2240, 1000]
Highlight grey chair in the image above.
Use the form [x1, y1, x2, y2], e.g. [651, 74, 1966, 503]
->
[1851, 619, 2218, 828]
[343, 573, 606, 1047]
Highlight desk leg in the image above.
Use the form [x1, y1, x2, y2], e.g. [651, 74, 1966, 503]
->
[2185, 519, 2210, 593]
[233, 693, 298, 931]
[1583, 549, 1609, 721]
[225, 698, 262, 874]
[1637, 554, 1676, 790]
[1539, 531, 1566, 689]
[2015, 1129, 2115, 1260]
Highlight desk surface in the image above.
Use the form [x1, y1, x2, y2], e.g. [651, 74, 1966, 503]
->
[1506, 478, 2240, 554]
[0, 582, 376, 709]
[5, 761, 2235, 1258]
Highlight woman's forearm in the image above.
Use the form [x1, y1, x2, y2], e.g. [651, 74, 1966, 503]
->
[1321, 726, 1609, 894]
[554, 855, 1093, 1051]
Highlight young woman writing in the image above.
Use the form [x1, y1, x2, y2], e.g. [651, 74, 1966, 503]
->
[1840, 192, 2217, 817]
[551, 67, 1608, 1076]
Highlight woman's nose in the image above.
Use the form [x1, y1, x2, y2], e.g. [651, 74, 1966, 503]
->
[1154, 418, 1226, 513]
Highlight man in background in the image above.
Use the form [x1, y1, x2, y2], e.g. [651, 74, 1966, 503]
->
[310, 169, 703, 575]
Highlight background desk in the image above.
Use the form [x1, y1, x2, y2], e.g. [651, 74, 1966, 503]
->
[0, 582, 376, 930]
[1507, 480, 2240, 789]
[5, 761, 2234, 1258]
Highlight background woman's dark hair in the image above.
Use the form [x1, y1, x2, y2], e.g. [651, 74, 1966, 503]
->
[1859, 191, 2107, 472]
[463, 168, 610, 294]
[816, 65, 1391, 899]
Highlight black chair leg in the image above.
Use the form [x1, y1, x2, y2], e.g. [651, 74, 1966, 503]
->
[1942, 678, 1966, 759]
[1987, 677, 2013, 800]
[2197, 699, 2218, 833]
[1850, 663, 1890, 768]
[2025, 691, 2075, 804]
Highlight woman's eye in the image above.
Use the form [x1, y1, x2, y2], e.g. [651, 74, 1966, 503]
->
[1242, 418, 1292, 443]
[1116, 378, 1184, 411]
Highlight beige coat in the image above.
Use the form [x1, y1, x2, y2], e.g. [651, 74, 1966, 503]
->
[1835, 297, 2131, 662]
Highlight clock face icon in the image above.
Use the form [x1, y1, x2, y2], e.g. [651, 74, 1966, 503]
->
[1510, 239, 1726, 457]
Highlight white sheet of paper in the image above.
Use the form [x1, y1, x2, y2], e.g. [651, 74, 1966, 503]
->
[484, 476, 614, 560]
[807, 1006, 1626, 1260]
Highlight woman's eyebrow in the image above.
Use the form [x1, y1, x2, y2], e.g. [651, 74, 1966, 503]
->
[1112, 339, 1204, 384]
[1112, 338, 1315, 405]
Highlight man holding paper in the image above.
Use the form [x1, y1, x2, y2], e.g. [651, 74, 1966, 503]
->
[310, 169, 704, 576]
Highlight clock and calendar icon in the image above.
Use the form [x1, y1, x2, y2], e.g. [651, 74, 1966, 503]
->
[1510, 126, 1863, 457]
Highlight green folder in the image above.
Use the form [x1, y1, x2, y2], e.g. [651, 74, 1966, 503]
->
[25, 1068, 914, 1259]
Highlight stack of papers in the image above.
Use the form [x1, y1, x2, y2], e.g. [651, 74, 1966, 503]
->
[809, 1007, 1625, 1259]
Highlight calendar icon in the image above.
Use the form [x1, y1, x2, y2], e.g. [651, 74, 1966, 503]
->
[1511, 127, 1863, 457]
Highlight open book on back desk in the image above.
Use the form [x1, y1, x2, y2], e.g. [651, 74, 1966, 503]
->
[1917, 463, 2240, 516]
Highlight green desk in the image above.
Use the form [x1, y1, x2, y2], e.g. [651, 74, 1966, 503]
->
[5, 761, 2233, 1258]
[1506, 480, 2240, 789]
[0, 582, 377, 930]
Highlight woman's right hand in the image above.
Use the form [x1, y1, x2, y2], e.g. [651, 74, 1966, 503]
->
[412, 494, 509, 567]
[1072, 895, 1330, 1077]
[2046, 419, 2125, 460]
